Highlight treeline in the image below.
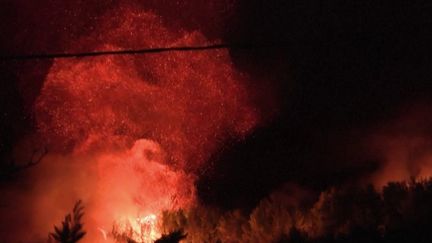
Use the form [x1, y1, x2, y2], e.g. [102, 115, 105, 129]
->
[277, 179, 432, 243]
[160, 178, 432, 243]
[49, 178, 432, 242]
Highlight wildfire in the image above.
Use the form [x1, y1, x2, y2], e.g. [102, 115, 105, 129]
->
[29, 3, 259, 242]
[110, 214, 160, 243]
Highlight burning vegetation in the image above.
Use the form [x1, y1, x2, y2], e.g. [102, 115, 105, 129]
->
[15, 3, 258, 242]
[47, 178, 432, 243]
[1, 1, 432, 243]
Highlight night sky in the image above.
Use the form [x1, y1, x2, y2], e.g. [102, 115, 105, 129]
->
[199, 0, 432, 209]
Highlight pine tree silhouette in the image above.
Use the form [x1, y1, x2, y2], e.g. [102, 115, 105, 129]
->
[49, 200, 86, 243]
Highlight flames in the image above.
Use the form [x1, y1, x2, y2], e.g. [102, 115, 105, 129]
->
[86, 139, 194, 242]
[4, 2, 432, 243]
[111, 214, 159, 243]
[30, 4, 258, 242]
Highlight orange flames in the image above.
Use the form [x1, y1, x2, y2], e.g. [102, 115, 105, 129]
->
[86, 139, 194, 242]
[30, 4, 258, 242]
[111, 213, 159, 242]
[3, 3, 432, 243]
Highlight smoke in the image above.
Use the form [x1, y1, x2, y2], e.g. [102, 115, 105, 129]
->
[3, 1, 432, 242]
[159, 178, 432, 243]
[35, 5, 258, 166]
[365, 102, 432, 188]
[1, 2, 262, 242]
[159, 183, 314, 243]
[1, 140, 196, 242]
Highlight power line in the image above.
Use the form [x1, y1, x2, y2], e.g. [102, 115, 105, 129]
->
[0, 43, 282, 61]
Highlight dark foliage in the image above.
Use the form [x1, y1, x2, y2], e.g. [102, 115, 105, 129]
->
[42, 179, 432, 243]
[154, 229, 187, 243]
[49, 200, 86, 243]
[274, 179, 432, 243]
[277, 227, 308, 243]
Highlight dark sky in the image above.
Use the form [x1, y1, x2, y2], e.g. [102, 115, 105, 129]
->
[1, 0, 432, 211]
[197, 0, 432, 209]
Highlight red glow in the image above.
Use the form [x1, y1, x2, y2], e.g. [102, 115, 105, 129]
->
[367, 104, 432, 189]
[33, 5, 259, 242]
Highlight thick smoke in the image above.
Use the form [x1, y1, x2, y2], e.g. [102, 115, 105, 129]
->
[2, 1, 432, 242]
[35, 5, 258, 169]
[1, 2, 261, 242]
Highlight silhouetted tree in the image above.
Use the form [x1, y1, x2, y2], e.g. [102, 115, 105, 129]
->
[49, 200, 86, 243]
[154, 229, 187, 243]
[277, 227, 308, 243]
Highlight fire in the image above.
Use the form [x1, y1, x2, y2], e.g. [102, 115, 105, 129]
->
[366, 103, 432, 189]
[136, 214, 158, 240]
[81, 139, 195, 242]
[110, 214, 160, 243]
[29, 3, 259, 242]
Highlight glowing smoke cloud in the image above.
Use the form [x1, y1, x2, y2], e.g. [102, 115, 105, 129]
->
[32, 4, 258, 242]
